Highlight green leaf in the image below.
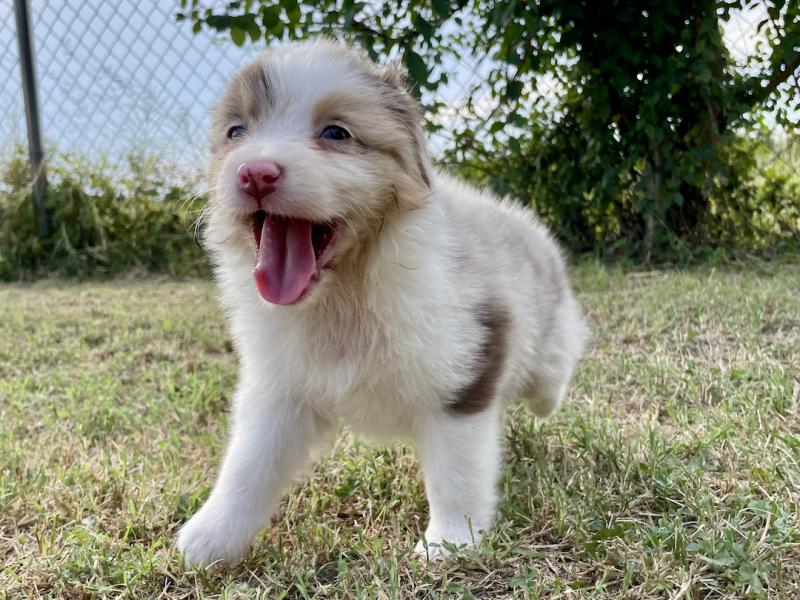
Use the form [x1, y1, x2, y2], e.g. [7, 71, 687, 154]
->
[492, 1, 516, 27]
[412, 14, 435, 41]
[695, 65, 712, 84]
[230, 27, 246, 46]
[505, 81, 524, 101]
[404, 50, 428, 88]
[261, 5, 283, 33]
[248, 23, 262, 43]
[342, 0, 356, 26]
[431, 0, 450, 19]
[206, 15, 232, 31]
[279, 0, 301, 23]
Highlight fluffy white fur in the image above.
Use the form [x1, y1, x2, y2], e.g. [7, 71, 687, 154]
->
[177, 40, 588, 567]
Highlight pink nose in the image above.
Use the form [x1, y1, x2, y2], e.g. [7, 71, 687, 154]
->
[237, 160, 281, 204]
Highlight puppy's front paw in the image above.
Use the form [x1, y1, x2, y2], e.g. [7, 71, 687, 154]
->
[413, 525, 482, 562]
[414, 538, 451, 561]
[177, 504, 253, 568]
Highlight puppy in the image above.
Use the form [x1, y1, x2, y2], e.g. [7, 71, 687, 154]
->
[177, 40, 587, 566]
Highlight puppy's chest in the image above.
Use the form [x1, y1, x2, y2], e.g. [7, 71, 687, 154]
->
[285, 312, 474, 430]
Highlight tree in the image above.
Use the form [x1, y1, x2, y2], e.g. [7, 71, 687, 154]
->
[179, 0, 800, 259]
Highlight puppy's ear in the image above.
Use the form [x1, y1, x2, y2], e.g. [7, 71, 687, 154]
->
[380, 61, 407, 91]
[379, 62, 432, 191]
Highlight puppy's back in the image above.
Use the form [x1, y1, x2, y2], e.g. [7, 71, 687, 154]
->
[435, 172, 587, 412]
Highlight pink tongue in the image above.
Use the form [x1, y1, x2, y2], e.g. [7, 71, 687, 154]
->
[253, 215, 316, 305]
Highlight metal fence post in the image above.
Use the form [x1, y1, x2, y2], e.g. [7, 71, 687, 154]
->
[14, 0, 49, 238]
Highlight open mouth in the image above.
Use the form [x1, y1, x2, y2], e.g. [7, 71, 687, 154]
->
[251, 210, 339, 305]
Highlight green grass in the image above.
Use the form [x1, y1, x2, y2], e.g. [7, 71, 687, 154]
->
[1, 261, 799, 598]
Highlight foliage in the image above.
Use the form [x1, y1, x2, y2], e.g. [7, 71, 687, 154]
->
[703, 135, 800, 249]
[0, 147, 208, 280]
[180, 0, 800, 260]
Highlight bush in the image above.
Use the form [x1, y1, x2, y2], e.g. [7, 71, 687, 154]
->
[0, 148, 209, 280]
[1, 136, 796, 282]
[451, 132, 800, 261]
[705, 137, 800, 250]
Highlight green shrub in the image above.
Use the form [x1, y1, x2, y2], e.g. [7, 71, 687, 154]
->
[706, 137, 800, 250]
[1, 135, 796, 281]
[452, 132, 800, 261]
[0, 147, 209, 280]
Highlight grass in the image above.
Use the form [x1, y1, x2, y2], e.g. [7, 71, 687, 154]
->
[1, 261, 799, 599]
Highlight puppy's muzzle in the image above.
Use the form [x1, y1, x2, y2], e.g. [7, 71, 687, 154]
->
[237, 160, 282, 207]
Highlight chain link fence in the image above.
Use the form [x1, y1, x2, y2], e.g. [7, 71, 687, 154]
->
[1, 0, 262, 172]
[1, 1, 796, 176]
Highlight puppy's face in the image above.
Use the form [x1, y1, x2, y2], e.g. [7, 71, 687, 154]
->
[205, 42, 430, 306]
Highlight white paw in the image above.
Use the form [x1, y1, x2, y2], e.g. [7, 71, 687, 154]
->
[413, 525, 483, 561]
[414, 538, 452, 561]
[176, 504, 254, 568]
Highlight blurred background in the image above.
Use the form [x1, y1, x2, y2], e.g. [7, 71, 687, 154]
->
[1, 0, 798, 279]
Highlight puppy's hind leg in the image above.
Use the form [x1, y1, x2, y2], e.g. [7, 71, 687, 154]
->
[524, 297, 588, 418]
[413, 405, 503, 560]
[524, 378, 568, 418]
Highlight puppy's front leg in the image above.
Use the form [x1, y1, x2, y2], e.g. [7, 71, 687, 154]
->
[178, 386, 327, 567]
[414, 406, 503, 559]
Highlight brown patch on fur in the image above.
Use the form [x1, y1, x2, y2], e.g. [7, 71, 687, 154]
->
[375, 72, 432, 189]
[311, 91, 355, 128]
[310, 71, 431, 192]
[449, 303, 510, 415]
[239, 61, 271, 120]
[209, 60, 271, 155]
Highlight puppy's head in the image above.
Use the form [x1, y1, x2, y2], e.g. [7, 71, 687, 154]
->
[205, 40, 431, 306]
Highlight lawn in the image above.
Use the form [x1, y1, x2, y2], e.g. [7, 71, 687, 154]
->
[1, 261, 799, 599]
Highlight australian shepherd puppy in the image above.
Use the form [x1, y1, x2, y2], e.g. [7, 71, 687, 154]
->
[177, 40, 587, 566]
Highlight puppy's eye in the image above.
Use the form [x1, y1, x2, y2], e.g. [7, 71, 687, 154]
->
[320, 125, 351, 141]
[227, 125, 246, 140]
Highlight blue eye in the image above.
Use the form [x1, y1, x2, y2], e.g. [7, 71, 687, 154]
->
[320, 124, 351, 141]
[227, 125, 246, 140]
